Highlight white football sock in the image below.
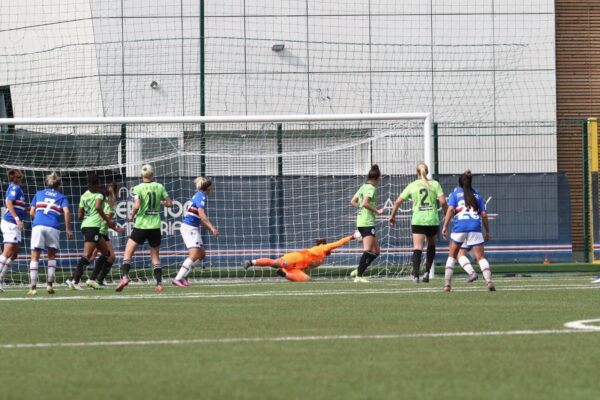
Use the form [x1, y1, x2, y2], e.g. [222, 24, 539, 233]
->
[176, 258, 194, 280]
[444, 257, 456, 285]
[47, 259, 57, 284]
[458, 256, 475, 274]
[30, 261, 39, 286]
[479, 259, 492, 282]
[0, 255, 9, 281]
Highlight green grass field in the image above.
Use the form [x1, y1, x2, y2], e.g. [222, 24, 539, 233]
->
[1, 275, 599, 400]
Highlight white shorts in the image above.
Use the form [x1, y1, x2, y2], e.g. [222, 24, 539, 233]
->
[180, 223, 204, 249]
[1, 219, 22, 244]
[31, 225, 61, 250]
[451, 232, 485, 250]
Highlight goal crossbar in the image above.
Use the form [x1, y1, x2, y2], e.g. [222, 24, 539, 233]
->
[0, 112, 433, 176]
[0, 112, 430, 125]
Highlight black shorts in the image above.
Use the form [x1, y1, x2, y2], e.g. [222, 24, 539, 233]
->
[101, 234, 110, 242]
[82, 227, 101, 243]
[130, 228, 161, 248]
[412, 225, 439, 237]
[357, 226, 376, 238]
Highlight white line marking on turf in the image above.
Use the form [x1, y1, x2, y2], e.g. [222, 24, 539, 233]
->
[564, 319, 600, 331]
[0, 283, 598, 302]
[1, 328, 598, 350]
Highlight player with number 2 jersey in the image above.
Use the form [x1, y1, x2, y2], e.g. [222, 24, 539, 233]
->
[389, 162, 446, 283]
[442, 170, 494, 292]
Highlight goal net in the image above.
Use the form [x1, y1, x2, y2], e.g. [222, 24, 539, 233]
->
[0, 113, 431, 285]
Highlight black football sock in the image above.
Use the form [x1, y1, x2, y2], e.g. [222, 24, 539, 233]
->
[364, 251, 379, 269]
[153, 265, 162, 285]
[356, 252, 370, 276]
[425, 245, 436, 274]
[121, 261, 131, 279]
[90, 256, 107, 281]
[412, 249, 423, 277]
[73, 257, 90, 284]
[97, 261, 113, 283]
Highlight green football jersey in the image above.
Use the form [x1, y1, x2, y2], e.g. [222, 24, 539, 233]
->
[99, 200, 114, 236]
[79, 190, 105, 229]
[400, 179, 444, 226]
[132, 182, 169, 230]
[355, 183, 377, 227]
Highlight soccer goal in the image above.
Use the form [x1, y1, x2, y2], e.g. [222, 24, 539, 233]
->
[0, 112, 432, 285]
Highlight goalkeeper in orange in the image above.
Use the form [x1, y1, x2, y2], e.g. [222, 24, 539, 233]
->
[242, 233, 359, 281]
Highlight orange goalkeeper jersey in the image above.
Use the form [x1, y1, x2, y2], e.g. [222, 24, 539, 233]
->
[280, 236, 352, 270]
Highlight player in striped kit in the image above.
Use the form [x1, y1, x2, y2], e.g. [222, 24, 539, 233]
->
[28, 172, 73, 295]
[441, 170, 494, 292]
[0, 169, 28, 292]
[172, 177, 219, 287]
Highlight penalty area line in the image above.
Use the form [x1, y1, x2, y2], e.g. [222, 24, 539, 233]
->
[1, 328, 598, 350]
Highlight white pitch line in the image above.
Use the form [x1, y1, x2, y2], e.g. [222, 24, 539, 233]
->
[0, 275, 591, 293]
[1, 328, 598, 350]
[0, 283, 598, 302]
[564, 318, 600, 331]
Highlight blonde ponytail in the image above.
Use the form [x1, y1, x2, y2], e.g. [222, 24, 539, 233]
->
[416, 162, 429, 188]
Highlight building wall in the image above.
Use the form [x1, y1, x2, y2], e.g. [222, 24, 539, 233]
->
[0, 1, 558, 174]
[555, 0, 600, 260]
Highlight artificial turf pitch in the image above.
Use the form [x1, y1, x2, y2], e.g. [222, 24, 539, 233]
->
[0, 276, 599, 400]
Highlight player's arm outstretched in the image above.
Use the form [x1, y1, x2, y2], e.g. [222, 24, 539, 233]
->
[322, 234, 355, 253]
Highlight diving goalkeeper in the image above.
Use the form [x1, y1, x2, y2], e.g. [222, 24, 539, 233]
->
[242, 233, 359, 281]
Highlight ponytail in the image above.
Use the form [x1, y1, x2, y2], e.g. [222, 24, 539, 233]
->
[416, 162, 429, 188]
[367, 164, 381, 182]
[459, 170, 478, 212]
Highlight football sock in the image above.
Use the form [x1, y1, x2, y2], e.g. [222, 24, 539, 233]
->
[479, 258, 492, 282]
[183, 262, 195, 278]
[29, 261, 39, 287]
[356, 253, 369, 276]
[365, 251, 379, 267]
[90, 256, 107, 281]
[72, 256, 90, 284]
[458, 256, 475, 274]
[121, 260, 131, 278]
[176, 258, 194, 280]
[425, 244, 436, 273]
[444, 257, 456, 286]
[357, 251, 378, 276]
[412, 249, 423, 277]
[47, 259, 56, 284]
[0, 255, 9, 282]
[153, 264, 162, 285]
[97, 261, 113, 283]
